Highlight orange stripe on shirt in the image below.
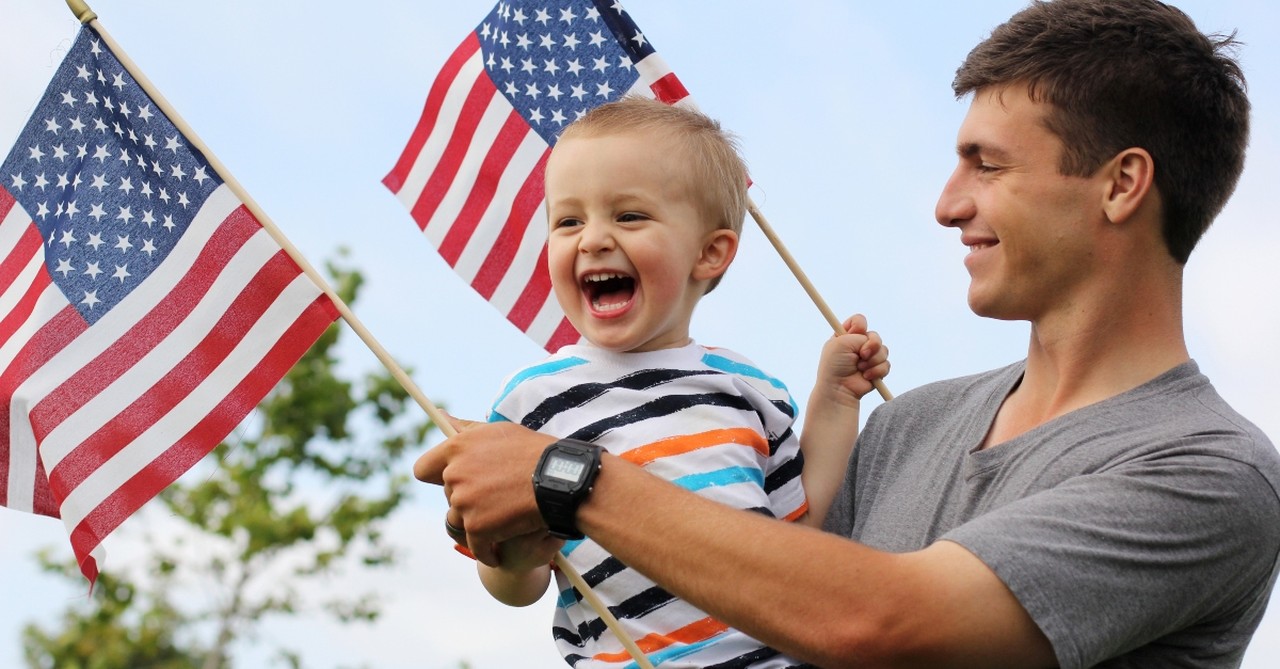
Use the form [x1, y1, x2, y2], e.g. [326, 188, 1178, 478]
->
[782, 499, 810, 522]
[622, 427, 769, 466]
[593, 616, 730, 662]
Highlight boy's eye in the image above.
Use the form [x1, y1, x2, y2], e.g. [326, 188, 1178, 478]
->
[554, 217, 583, 229]
[617, 212, 648, 222]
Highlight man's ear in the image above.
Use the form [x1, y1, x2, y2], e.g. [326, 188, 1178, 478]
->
[693, 228, 739, 281]
[1102, 147, 1156, 225]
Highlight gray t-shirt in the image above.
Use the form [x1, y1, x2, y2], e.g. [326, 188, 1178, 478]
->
[825, 361, 1280, 668]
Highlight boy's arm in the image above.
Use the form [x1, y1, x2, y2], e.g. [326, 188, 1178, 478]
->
[798, 314, 887, 527]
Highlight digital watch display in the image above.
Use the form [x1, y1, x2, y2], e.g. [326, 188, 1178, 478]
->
[532, 438, 602, 539]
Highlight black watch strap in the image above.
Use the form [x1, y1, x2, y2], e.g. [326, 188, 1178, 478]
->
[532, 438, 601, 540]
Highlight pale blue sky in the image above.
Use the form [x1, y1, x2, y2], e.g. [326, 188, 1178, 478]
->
[1, 2, 1277, 667]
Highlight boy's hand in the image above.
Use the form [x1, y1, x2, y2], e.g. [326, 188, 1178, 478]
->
[494, 530, 565, 572]
[817, 314, 889, 403]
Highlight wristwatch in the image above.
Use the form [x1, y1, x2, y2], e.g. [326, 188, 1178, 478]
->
[532, 438, 602, 539]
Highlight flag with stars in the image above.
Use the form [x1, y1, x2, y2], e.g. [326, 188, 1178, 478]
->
[384, 0, 692, 352]
[0, 26, 339, 584]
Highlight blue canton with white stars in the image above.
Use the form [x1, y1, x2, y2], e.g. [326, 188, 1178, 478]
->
[1, 27, 223, 325]
[477, 0, 658, 146]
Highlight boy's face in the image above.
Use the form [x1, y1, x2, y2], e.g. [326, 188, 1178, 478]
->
[544, 130, 735, 353]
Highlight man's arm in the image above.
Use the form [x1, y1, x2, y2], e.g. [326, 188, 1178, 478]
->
[416, 421, 1055, 668]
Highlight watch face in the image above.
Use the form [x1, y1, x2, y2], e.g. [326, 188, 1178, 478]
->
[544, 453, 587, 483]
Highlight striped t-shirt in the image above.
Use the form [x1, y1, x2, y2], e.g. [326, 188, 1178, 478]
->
[489, 341, 812, 668]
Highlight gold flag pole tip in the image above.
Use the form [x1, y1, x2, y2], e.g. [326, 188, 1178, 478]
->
[65, 0, 98, 23]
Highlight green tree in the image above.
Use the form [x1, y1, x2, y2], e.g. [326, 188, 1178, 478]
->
[22, 254, 435, 669]
[23, 549, 206, 669]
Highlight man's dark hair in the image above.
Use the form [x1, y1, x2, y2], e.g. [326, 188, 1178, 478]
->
[953, 0, 1250, 264]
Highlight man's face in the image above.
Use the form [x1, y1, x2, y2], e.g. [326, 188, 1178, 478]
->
[934, 85, 1106, 324]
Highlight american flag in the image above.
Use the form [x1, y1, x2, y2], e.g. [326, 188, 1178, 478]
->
[384, 0, 692, 352]
[0, 26, 339, 583]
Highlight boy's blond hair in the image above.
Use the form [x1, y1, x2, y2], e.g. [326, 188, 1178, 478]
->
[555, 96, 749, 238]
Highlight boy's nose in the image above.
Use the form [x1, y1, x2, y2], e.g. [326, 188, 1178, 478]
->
[578, 221, 615, 253]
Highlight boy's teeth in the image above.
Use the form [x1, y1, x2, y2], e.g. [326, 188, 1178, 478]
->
[592, 299, 626, 312]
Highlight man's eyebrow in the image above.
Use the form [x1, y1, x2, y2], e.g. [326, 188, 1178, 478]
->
[956, 142, 1012, 162]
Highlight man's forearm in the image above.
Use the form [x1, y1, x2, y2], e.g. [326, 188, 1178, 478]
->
[577, 454, 1054, 669]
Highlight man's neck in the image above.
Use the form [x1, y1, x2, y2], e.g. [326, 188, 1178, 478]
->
[982, 270, 1189, 449]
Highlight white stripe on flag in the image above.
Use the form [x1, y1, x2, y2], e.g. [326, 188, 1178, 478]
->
[393, 53, 487, 214]
[58, 271, 324, 532]
[489, 204, 552, 314]
[423, 91, 516, 249]
[0, 200, 33, 261]
[3, 285, 64, 513]
[36, 222, 282, 470]
[451, 129, 549, 282]
[526, 292, 576, 348]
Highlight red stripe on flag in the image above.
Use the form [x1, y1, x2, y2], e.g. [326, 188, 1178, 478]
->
[650, 72, 690, 104]
[31, 452, 56, 516]
[546, 317, 579, 352]
[506, 243, 554, 331]
[408, 70, 499, 234]
[65, 292, 337, 583]
[0, 184, 15, 219]
[437, 110, 534, 266]
[0, 223, 43, 295]
[382, 34, 482, 194]
[29, 208, 261, 438]
[46, 249, 302, 499]
[0, 307, 87, 511]
[472, 150, 549, 299]
[0, 254, 51, 351]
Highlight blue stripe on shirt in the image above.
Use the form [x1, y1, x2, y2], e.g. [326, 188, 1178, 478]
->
[623, 633, 730, 669]
[701, 352, 798, 414]
[490, 356, 588, 411]
[673, 466, 765, 491]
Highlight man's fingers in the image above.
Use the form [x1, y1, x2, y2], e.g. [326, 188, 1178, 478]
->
[414, 445, 447, 483]
[444, 510, 468, 547]
[447, 413, 481, 433]
[471, 538, 501, 566]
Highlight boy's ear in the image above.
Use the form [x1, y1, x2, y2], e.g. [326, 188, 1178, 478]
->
[1101, 147, 1155, 225]
[693, 228, 738, 282]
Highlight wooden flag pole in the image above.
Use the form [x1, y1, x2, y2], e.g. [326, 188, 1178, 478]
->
[748, 198, 894, 402]
[62, 3, 654, 667]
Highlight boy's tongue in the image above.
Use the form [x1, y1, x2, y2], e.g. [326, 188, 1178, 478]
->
[587, 277, 635, 313]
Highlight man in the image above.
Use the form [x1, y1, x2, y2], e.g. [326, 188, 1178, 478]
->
[416, 1, 1280, 666]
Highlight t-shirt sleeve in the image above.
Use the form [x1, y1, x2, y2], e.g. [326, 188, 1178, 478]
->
[943, 455, 1280, 669]
[725, 359, 807, 522]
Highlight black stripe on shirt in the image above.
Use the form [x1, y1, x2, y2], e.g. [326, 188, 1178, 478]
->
[522, 367, 721, 431]
[570, 392, 760, 443]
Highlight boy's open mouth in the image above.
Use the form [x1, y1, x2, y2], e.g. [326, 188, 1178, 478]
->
[582, 272, 635, 313]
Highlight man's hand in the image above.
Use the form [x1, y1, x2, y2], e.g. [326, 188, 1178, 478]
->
[414, 419, 557, 565]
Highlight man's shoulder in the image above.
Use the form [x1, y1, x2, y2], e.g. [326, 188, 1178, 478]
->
[878, 361, 1025, 413]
